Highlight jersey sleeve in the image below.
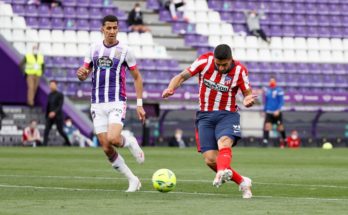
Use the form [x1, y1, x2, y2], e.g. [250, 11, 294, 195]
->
[237, 66, 252, 92]
[83, 45, 93, 68]
[125, 47, 137, 71]
[187, 54, 209, 76]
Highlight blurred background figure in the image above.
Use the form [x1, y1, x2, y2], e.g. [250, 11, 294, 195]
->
[22, 119, 42, 147]
[287, 130, 301, 148]
[168, 129, 186, 148]
[64, 117, 93, 147]
[28, 0, 62, 7]
[0, 104, 5, 131]
[262, 77, 286, 148]
[160, 0, 186, 20]
[244, 9, 270, 44]
[127, 3, 151, 33]
[21, 44, 44, 107]
[43, 80, 71, 146]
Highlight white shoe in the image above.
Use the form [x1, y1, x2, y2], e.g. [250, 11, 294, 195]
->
[126, 177, 141, 192]
[239, 176, 252, 199]
[212, 169, 232, 188]
[122, 131, 145, 164]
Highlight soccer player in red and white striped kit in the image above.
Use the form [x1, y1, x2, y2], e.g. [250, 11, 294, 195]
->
[162, 44, 256, 198]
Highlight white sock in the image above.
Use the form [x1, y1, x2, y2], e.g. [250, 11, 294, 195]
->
[121, 135, 130, 148]
[111, 154, 136, 180]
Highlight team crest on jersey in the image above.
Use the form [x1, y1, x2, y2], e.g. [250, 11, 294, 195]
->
[224, 76, 232, 85]
[97, 56, 114, 69]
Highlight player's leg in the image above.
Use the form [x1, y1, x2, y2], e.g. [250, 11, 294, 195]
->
[106, 101, 144, 164]
[55, 117, 71, 146]
[263, 113, 272, 147]
[43, 118, 53, 146]
[277, 113, 286, 148]
[26, 75, 35, 106]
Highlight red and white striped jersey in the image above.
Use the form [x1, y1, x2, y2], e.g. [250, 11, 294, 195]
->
[187, 52, 251, 112]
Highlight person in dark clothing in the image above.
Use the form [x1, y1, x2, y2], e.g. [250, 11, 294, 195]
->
[43, 80, 71, 146]
[127, 3, 151, 32]
[0, 104, 6, 131]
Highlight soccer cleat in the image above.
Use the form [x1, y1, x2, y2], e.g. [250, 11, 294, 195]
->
[212, 169, 232, 188]
[126, 177, 141, 192]
[122, 131, 145, 164]
[239, 176, 252, 199]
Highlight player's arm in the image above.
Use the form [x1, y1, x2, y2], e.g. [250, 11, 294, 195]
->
[129, 67, 146, 124]
[162, 69, 192, 98]
[77, 47, 92, 81]
[239, 68, 257, 108]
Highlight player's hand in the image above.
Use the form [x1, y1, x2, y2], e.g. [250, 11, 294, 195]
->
[136, 106, 146, 124]
[243, 94, 258, 108]
[48, 111, 56, 119]
[77, 66, 89, 81]
[273, 110, 280, 117]
[162, 88, 175, 99]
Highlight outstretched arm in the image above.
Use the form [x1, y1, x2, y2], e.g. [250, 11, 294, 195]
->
[242, 89, 257, 108]
[162, 69, 192, 98]
[129, 68, 146, 124]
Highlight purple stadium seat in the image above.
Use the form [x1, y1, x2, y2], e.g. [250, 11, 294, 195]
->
[66, 69, 77, 81]
[38, 4, 51, 18]
[63, 7, 76, 19]
[283, 63, 296, 74]
[220, 12, 233, 23]
[332, 64, 346, 75]
[268, 2, 281, 13]
[76, 7, 89, 19]
[118, 21, 128, 32]
[185, 35, 197, 46]
[316, 4, 329, 15]
[245, 1, 259, 10]
[322, 76, 335, 87]
[232, 12, 245, 24]
[318, 26, 330, 37]
[51, 18, 64, 30]
[246, 62, 261, 73]
[298, 74, 311, 87]
[232, 1, 246, 11]
[282, 14, 294, 26]
[52, 57, 66, 67]
[317, 15, 330, 27]
[330, 27, 343, 38]
[269, 13, 282, 25]
[271, 63, 285, 73]
[296, 63, 309, 74]
[330, 16, 342, 27]
[233, 24, 247, 34]
[294, 26, 307, 37]
[307, 63, 321, 74]
[172, 22, 187, 34]
[305, 3, 317, 15]
[282, 26, 295, 37]
[147, 0, 160, 10]
[76, 19, 90, 31]
[38, 17, 51, 29]
[51, 6, 63, 18]
[293, 14, 306, 25]
[26, 17, 38, 28]
[259, 62, 271, 73]
[155, 60, 170, 71]
[88, 8, 102, 19]
[294, 3, 306, 14]
[335, 75, 348, 87]
[306, 26, 318, 37]
[12, 0, 26, 4]
[168, 59, 180, 72]
[197, 47, 210, 55]
[89, 19, 100, 31]
[25, 5, 38, 17]
[102, 7, 117, 17]
[62, 0, 77, 7]
[270, 25, 282, 37]
[195, 35, 209, 47]
[65, 57, 80, 69]
[342, 16, 348, 27]
[321, 64, 334, 74]
[208, 0, 222, 11]
[281, 2, 294, 14]
[306, 15, 318, 26]
[329, 4, 340, 15]
[90, 0, 103, 8]
[116, 10, 127, 21]
[159, 10, 172, 22]
[12, 4, 25, 16]
[141, 59, 156, 70]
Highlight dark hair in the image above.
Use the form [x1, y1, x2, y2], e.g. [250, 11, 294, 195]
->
[102, 15, 119, 26]
[214, 44, 232, 60]
[49, 80, 57, 84]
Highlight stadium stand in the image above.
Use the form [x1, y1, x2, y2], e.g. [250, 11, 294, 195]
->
[0, 0, 347, 147]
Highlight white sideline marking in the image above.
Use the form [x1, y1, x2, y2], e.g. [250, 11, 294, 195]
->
[0, 174, 347, 189]
[0, 183, 347, 202]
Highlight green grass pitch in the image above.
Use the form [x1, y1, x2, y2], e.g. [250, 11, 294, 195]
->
[0, 147, 347, 215]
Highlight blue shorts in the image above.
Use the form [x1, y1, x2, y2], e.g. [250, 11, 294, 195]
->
[195, 111, 241, 153]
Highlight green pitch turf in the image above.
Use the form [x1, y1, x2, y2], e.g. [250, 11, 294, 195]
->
[0, 147, 347, 215]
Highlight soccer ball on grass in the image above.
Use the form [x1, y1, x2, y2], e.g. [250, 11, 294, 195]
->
[152, 168, 176, 192]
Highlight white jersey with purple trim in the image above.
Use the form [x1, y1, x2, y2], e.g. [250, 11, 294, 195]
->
[84, 41, 137, 104]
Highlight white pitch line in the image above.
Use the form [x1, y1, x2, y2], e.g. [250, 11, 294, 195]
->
[0, 184, 347, 202]
[0, 174, 348, 189]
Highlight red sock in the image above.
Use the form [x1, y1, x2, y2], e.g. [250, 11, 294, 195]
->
[227, 167, 244, 185]
[216, 148, 231, 171]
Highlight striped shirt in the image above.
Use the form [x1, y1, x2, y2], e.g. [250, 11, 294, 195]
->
[84, 41, 136, 104]
[187, 52, 251, 112]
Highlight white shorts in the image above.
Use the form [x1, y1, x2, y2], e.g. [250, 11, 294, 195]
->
[90, 101, 127, 134]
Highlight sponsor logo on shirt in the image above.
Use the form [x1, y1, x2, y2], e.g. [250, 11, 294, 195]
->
[97, 56, 113, 69]
[203, 79, 229, 92]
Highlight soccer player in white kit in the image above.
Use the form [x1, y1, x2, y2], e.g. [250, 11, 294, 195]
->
[77, 15, 146, 192]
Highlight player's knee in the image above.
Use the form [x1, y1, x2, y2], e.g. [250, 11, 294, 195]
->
[107, 134, 122, 146]
[218, 136, 233, 148]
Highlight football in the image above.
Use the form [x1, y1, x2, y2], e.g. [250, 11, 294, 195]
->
[152, 168, 176, 192]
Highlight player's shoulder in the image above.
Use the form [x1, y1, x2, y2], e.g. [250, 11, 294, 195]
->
[198, 52, 214, 61]
[234, 60, 247, 70]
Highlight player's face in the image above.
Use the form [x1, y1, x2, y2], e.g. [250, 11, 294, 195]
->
[49, 82, 57, 92]
[102, 21, 118, 44]
[214, 58, 232, 74]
